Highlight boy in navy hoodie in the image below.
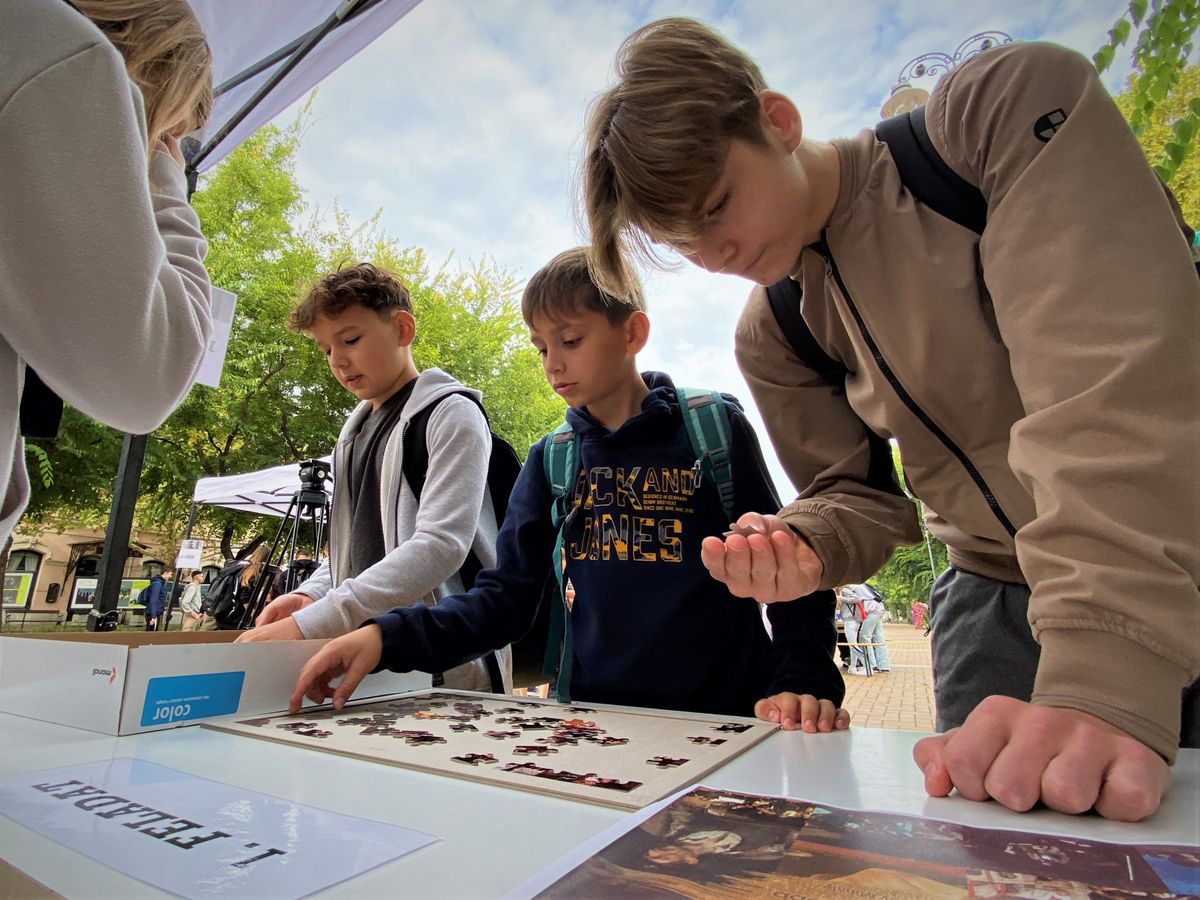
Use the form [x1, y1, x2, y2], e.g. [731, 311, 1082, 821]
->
[291, 248, 847, 731]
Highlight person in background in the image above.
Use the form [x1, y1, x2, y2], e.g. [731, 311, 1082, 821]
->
[858, 586, 890, 673]
[179, 570, 204, 632]
[143, 567, 171, 632]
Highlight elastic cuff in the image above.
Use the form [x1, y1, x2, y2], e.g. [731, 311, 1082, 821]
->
[778, 508, 849, 589]
[365, 613, 412, 674]
[1033, 628, 1186, 763]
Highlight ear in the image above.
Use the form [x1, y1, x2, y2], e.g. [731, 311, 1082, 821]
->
[392, 309, 416, 347]
[758, 90, 802, 153]
[626, 310, 650, 355]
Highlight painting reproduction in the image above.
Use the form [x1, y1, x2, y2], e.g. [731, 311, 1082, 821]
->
[207, 690, 775, 811]
[533, 786, 1200, 898]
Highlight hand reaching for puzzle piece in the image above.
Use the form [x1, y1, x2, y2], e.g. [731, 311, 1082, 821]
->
[290, 624, 383, 713]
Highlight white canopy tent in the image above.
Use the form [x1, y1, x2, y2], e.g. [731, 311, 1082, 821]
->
[191, 457, 333, 518]
[186, 0, 423, 172]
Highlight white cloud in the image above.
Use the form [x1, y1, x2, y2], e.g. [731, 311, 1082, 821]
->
[278, 0, 1137, 495]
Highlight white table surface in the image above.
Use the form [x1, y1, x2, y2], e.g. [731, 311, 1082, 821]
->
[1, 711, 1196, 898]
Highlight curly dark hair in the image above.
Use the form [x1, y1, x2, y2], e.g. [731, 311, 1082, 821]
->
[289, 261, 412, 331]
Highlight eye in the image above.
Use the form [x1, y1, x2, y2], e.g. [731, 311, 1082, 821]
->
[563, 337, 581, 348]
[345, 337, 360, 346]
[705, 194, 729, 218]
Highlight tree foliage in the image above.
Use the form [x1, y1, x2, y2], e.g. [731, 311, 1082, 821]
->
[1117, 64, 1200, 224]
[1095, 0, 1200, 181]
[865, 446, 948, 620]
[22, 113, 564, 556]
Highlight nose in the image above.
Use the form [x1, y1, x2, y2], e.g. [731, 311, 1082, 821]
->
[685, 231, 736, 274]
[328, 346, 350, 370]
[544, 347, 564, 375]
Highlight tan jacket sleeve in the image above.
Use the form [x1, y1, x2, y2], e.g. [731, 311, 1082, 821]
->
[927, 42, 1200, 760]
[736, 286, 922, 588]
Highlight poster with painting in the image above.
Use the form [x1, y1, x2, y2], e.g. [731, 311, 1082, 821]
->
[527, 786, 1200, 898]
[207, 690, 775, 811]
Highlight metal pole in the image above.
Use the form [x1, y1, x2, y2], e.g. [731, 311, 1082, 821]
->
[88, 432, 147, 630]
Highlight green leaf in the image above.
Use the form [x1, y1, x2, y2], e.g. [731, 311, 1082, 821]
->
[1131, 0, 1149, 25]
[1094, 44, 1117, 72]
[1164, 140, 1188, 166]
[1190, 97, 1200, 117]
[1153, 162, 1175, 181]
[1114, 18, 1134, 43]
[1173, 115, 1198, 144]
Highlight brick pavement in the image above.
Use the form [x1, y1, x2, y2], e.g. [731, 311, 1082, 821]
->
[840, 623, 935, 733]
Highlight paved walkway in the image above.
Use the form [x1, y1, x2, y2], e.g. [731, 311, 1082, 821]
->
[840, 623, 935, 733]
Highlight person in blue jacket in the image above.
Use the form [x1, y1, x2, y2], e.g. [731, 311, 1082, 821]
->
[291, 248, 847, 731]
[142, 568, 171, 632]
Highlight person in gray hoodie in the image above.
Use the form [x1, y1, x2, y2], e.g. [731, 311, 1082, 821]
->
[0, 0, 214, 550]
[237, 262, 509, 693]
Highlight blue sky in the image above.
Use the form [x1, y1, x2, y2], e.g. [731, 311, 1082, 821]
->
[283, 0, 1134, 493]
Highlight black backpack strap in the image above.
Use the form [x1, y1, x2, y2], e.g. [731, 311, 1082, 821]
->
[876, 107, 987, 236]
[765, 278, 847, 386]
[763, 277, 904, 498]
[401, 391, 507, 694]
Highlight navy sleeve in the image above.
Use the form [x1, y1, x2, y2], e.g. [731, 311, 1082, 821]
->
[367, 437, 560, 674]
[728, 408, 846, 705]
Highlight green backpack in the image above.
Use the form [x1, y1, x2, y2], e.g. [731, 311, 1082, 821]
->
[537, 388, 738, 701]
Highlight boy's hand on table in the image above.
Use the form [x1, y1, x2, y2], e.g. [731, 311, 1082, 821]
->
[701, 512, 823, 604]
[912, 695, 1171, 821]
[757, 693, 850, 733]
[257, 592, 313, 626]
[235, 617, 303, 643]
[289, 625, 383, 714]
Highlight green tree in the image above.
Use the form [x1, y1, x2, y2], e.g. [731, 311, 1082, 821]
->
[1095, 0, 1200, 181]
[866, 445, 948, 622]
[1116, 65, 1200, 222]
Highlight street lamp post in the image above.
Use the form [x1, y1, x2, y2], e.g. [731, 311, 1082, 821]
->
[880, 31, 1013, 119]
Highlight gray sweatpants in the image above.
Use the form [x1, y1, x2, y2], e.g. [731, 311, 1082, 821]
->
[929, 567, 1199, 749]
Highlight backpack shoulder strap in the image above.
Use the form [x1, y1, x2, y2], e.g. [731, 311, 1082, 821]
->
[543, 422, 579, 521]
[765, 277, 847, 387]
[401, 391, 508, 694]
[876, 106, 987, 236]
[676, 388, 735, 522]
[540, 421, 580, 702]
[401, 390, 485, 504]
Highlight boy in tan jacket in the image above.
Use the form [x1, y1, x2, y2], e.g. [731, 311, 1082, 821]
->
[581, 18, 1198, 821]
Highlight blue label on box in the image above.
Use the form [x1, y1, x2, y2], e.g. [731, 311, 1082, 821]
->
[140, 671, 245, 727]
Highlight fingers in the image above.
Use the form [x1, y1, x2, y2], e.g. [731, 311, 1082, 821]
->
[912, 732, 955, 798]
[932, 698, 1014, 802]
[746, 533, 779, 604]
[256, 602, 282, 627]
[700, 536, 729, 582]
[1093, 746, 1170, 822]
[757, 695, 848, 733]
[290, 650, 339, 713]
[911, 699, 1172, 822]
[329, 649, 378, 710]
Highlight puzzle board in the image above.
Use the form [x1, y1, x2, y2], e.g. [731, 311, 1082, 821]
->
[206, 690, 776, 810]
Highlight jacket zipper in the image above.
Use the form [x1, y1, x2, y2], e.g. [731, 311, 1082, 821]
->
[816, 236, 1018, 539]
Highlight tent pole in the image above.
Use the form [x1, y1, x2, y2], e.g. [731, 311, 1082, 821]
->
[190, 0, 376, 171]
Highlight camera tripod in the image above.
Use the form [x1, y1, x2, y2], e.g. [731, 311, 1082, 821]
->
[236, 459, 332, 630]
